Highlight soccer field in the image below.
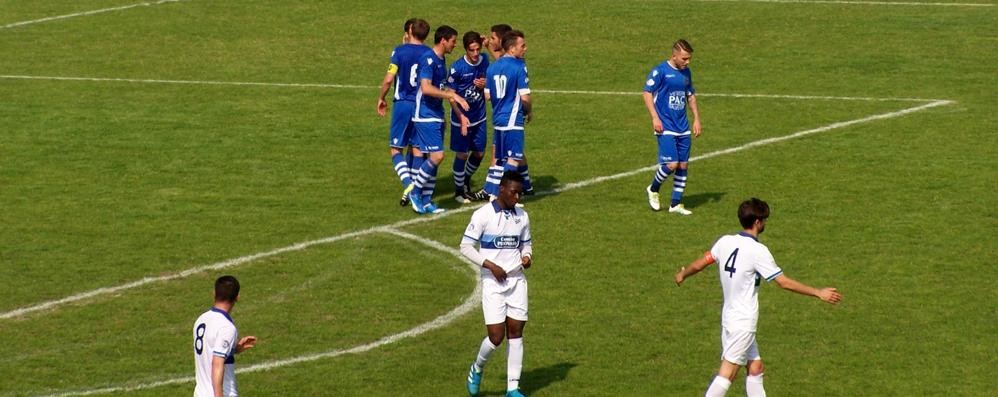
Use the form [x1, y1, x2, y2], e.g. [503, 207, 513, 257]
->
[1, 1, 995, 396]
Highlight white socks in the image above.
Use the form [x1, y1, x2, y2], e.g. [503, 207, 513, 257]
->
[746, 373, 766, 397]
[507, 338, 523, 391]
[473, 337, 497, 372]
[704, 375, 731, 397]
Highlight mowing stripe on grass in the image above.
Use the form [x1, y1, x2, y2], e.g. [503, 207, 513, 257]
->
[0, 98, 953, 322]
[1, 0, 185, 30]
[0, 74, 949, 103]
[40, 228, 480, 397]
[693, 0, 992, 7]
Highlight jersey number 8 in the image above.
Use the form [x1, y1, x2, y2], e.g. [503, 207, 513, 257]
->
[194, 323, 206, 354]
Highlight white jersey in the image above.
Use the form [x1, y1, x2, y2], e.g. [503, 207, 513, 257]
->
[710, 232, 783, 332]
[461, 201, 532, 278]
[193, 308, 239, 397]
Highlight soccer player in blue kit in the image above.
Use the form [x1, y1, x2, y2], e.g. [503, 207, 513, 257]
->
[483, 30, 533, 199]
[377, 18, 430, 207]
[448, 31, 491, 203]
[643, 39, 702, 215]
[408, 25, 470, 214]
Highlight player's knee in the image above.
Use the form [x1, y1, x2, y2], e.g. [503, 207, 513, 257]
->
[747, 360, 764, 376]
[666, 162, 679, 171]
[429, 152, 445, 164]
[487, 333, 505, 346]
[678, 163, 689, 170]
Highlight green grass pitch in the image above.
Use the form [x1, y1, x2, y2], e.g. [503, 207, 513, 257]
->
[1, 1, 995, 396]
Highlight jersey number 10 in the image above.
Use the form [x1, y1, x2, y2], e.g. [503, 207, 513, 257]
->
[493, 75, 508, 99]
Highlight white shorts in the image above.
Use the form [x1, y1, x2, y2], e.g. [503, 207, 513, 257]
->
[720, 327, 761, 366]
[481, 275, 528, 325]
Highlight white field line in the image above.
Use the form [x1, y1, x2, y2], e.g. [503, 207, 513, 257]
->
[539, 99, 954, 195]
[693, 0, 993, 6]
[0, 99, 953, 322]
[0, 74, 950, 103]
[40, 228, 481, 397]
[1, 0, 184, 30]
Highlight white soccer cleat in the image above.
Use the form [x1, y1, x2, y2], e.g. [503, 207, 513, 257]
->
[646, 185, 661, 211]
[669, 203, 692, 215]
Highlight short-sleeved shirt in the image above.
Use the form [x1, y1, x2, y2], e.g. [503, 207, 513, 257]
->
[193, 308, 239, 397]
[643, 61, 695, 134]
[462, 201, 532, 277]
[413, 48, 448, 123]
[388, 43, 428, 102]
[710, 232, 783, 332]
[447, 54, 490, 126]
[485, 56, 530, 132]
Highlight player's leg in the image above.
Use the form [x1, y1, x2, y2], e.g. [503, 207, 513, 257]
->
[501, 131, 527, 189]
[450, 123, 471, 203]
[464, 122, 488, 200]
[647, 134, 677, 211]
[503, 279, 528, 396]
[469, 282, 509, 396]
[410, 123, 439, 213]
[705, 328, 753, 397]
[668, 135, 692, 214]
[389, 102, 415, 187]
[483, 131, 505, 197]
[745, 343, 766, 397]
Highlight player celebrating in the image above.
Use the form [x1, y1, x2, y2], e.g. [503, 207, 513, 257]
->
[461, 171, 533, 397]
[482, 30, 534, 200]
[193, 275, 257, 397]
[674, 198, 842, 397]
[377, 18, 430, 207]
[448, 31, 491, 203]
[643, 39, 702, 215]
[408, 25, 470, 214]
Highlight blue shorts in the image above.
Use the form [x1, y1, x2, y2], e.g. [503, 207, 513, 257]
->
[389, 101, 416, 148]
[414, 121, 445, 153]
[497, 130, 525, 161]
[656, 133, 691, 164]
[450, 121, 488, 153]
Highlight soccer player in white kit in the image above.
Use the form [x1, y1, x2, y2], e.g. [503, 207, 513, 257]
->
[674, 198, 842, 397]
[193, 275, 258, 397]
[461, 171, 533, 397]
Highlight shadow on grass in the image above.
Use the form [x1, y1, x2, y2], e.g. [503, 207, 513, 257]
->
[683, 191, 725, 209]
[479, 362, 578, 396]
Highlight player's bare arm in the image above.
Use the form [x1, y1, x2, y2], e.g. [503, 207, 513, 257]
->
[675, 251, 715, 285]
[377, 68, 396, 117]
[420, 78, 469, 111]
[520, 254, 532, 269]
[773, 274, 842, 304]
[236, 336, 257, 353]
[642, 91, 663, 133]
[447, 89, 471, 136]
[521, 94, 533, 123]
[483, 259, 507, 283]
[688, 93, 702, 137]
[211, 356, 226, 397]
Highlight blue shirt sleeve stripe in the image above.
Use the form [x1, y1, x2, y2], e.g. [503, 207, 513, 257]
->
[765, 270, 783, 282]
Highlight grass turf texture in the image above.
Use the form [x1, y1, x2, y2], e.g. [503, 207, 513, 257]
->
[1, 1, 995, 396]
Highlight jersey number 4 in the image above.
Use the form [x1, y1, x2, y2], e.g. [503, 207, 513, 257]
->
[723, 249, 739, 278]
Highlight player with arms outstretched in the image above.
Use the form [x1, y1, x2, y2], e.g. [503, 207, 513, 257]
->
[674, 198, 842, 397]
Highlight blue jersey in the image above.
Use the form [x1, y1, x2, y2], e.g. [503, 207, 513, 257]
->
[447, 55, 490, 125]
[644, 61, 696, 134]
[485, 56, 530, 132]
[413, 49, 448, 122]
[389, 43, 428, 102]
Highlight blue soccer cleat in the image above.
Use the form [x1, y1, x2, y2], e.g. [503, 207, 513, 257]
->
[409, 190, 424, 214]
[466, 365, 482, 396]
[505, 389, 526, 397]
[422, 201, 445, 214]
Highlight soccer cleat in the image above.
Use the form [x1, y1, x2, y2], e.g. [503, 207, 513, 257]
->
[454, 190, 472, 204]
[505, 389, 526, 397]
[423, 201, 446, 214]
[668, 203, 692, 215]
[466, 365, 482, 396]
[409, 191, 424, 214]
[400, 184, 415, 207]
[646, 185, 661, 211]
[471, 188, 490, 201]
